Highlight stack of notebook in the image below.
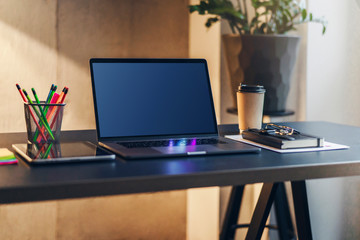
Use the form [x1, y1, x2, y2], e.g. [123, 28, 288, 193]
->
[0, 148, 18, 165]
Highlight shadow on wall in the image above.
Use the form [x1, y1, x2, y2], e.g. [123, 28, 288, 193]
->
[0, 0, 189, 64]
[0, 0, 189, 132]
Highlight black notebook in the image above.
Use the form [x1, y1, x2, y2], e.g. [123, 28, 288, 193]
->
[242, 129, 324, 149]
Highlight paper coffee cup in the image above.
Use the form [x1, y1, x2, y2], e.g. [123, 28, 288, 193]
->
[237, 84, 265, 133]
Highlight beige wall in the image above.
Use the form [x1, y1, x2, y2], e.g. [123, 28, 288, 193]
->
[187, 3, 221, 239]
[0, 0, 189, 239]
[2, 0, 189, 133]
[1, 192, 186, 240]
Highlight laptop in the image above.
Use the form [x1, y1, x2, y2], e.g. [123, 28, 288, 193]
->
[90, 58, 260, 159]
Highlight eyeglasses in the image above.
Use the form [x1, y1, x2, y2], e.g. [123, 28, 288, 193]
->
[264, 123, 300, 136]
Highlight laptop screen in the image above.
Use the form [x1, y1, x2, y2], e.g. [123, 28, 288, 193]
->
[90, 59, 218, 139]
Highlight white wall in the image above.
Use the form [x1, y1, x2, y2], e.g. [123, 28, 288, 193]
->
[307, 1, 360, 239]
[307, 0, 360, 125]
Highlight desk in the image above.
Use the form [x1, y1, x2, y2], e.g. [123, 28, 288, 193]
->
[1, 121, 359, 239]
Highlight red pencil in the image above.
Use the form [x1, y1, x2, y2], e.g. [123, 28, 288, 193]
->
[60, 87, 68, 103]
[15, 84, 48, 142]
[49, 87, 69, 130]
[16, 84, 27, 102]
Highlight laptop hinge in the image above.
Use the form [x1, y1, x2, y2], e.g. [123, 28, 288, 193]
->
[100, 134, 219, 142]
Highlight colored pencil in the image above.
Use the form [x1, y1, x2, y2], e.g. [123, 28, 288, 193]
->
[15, 84, 47, 141]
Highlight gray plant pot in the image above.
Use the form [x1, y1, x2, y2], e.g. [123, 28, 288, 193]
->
[222, 34, 301, 114]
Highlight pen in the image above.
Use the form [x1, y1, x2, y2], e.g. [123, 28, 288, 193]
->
[25, 89, 54, 140]
[15, 85, 47, 141]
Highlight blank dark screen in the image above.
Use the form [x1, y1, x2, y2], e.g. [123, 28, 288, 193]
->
[91, 62, 217, 138]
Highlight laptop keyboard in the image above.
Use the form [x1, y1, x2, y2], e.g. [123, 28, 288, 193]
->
[118, 138, 227, 148]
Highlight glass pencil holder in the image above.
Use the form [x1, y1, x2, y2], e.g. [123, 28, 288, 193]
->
[24, 102, 65, 144]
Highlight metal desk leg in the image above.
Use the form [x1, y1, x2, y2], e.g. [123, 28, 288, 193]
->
[274, 183, 296, 240]
[245, 183, 279, 240]
[220, 185, 245, 240]
[291, 180, 313, 240]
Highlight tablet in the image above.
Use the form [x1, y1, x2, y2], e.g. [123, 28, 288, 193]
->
[12, 141, 116, 164]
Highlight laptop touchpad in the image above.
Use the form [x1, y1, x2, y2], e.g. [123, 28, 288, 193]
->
[154, 145, 218, 154]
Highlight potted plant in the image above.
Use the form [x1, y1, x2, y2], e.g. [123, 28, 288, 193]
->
[189, 0, 326, 114]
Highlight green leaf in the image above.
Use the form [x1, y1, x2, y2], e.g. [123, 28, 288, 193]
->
[188, 6, 199, 13]
[199, 1, 208, 9]
[188, 0, 327, 35]
[284, 9, 292, 20]
[205, 17, 220, 28]
[188, 5, 206, 15]
[301, 9, 307, 21]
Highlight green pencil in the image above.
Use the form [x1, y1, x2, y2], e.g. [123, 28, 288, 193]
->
[43, 143, 53, 159]
[33, 85, 57, 141]
[31, 88, 55, 140]
[23, 89, 55, 140]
